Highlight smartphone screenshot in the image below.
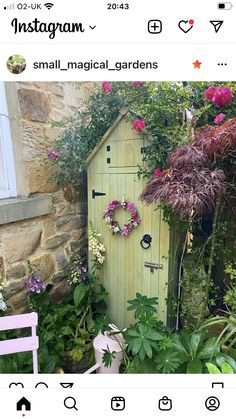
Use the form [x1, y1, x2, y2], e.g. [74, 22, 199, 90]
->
[0, 0, 235, 417]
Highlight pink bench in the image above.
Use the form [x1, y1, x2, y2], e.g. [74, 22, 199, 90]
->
[0, 312, 39, 373]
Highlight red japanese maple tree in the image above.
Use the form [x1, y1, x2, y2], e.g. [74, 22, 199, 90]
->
[141, 117, 236, 219]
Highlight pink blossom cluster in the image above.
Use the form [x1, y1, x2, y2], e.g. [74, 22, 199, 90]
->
[132, 82, 144, 88]
[205, 86, 234, 107]
[122, 223, 133, 236]
[102, 81, 144, 93]
[132, 118, 146, 133]
[103, 200, 121, 217]
[154, 168, 163, 178]
[102, 81, 112, 93]
[214, 113, 225, 125]
[48, 150, 59, 160]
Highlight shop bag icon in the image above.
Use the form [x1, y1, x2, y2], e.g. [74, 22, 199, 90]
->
[158, 396, 172, 411]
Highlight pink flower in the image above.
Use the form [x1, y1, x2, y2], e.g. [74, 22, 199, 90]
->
[205, 86, 216, 100]
[127, 202, 136, 211]
[214, 113, 225, 125]
[132, 118, 146, 133]
[212, 87, 233, 107]
[132, 82, 144, 88]
[102, 81, 112, 93]
[48, 150, 59, 160]
[154, 168, 162, 177]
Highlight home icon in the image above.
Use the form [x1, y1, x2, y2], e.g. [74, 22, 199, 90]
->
[16, 397, 31, 411]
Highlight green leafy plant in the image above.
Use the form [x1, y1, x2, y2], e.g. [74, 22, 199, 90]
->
[102, 345, 116, 368]
[225, 262, 236, 281]
[205, 352, 236, 374]
[125, 323, 164, 361]
[206, 362, 234, 374]
[155, 349, 181, 373]
[223, 262, 236, 312]
[168, 330, 221, 373]
[0, 256, 109, 374]
[113, 293, 172, 373]
[201, 314, 236, 350]
[127, 293, 158, 318]
[33, 269, 109, 372]
[224, 288, 236, 312]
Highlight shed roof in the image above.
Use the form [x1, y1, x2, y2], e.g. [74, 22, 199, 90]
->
[86, 107, 129, 164]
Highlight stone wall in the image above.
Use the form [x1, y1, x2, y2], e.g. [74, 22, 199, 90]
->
[0, 82, 92, 312]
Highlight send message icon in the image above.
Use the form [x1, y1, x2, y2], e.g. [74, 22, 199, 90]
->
[158, 396, 172, 411]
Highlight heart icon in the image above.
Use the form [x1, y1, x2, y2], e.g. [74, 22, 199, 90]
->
[178, 19, 194, 33]
[9, 382, 24, 388]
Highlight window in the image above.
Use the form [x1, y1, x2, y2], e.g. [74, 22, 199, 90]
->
[0, 82, 17, 199]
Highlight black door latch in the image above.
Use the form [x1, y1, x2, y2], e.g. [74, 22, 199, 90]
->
[92, 189, 106, 199]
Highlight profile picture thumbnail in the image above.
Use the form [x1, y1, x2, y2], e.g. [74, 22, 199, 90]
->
[6, 54, 26, 74]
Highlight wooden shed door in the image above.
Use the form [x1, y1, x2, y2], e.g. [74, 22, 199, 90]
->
[88, 171, 170, 329]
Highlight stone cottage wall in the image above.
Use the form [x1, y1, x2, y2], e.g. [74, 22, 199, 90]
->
[0, 82, 92, 312]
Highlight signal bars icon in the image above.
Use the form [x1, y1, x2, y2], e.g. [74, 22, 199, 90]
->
[4, 3, 15, 9]
[44, 2, 54, 9]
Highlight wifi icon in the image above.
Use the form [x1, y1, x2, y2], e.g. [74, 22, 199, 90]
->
[44, 2, 54, 9]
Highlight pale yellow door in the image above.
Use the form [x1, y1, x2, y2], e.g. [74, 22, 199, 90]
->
[88, 170, 170, 329]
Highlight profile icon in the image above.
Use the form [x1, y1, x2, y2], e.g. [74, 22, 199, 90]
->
[205, 396, 220, 411]
[6, 54, 26, 74]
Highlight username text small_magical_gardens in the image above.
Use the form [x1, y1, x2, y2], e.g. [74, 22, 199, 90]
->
[11, 18, 85, 39]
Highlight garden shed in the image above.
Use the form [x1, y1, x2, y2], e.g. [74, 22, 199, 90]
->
[87, 108, 178, 328]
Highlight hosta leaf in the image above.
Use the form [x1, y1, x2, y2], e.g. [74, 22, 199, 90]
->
[221, 363, 234, 374]
[172, 334, 189, 362]
[190, 331, 205, 358]
[197, 337, 220, 360]
[205, 363, 221, 374]
[215, 353, 236, 372]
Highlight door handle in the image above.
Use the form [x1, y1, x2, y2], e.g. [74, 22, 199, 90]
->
[144, 262, 163, 273]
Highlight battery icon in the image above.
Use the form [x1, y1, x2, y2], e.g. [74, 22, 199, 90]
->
[218, 2, 233, 9]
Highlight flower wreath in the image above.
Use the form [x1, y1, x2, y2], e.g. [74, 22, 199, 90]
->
[103, 199, 141, 237]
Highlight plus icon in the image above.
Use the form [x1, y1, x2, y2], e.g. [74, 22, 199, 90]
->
[148, 20, 162, 34]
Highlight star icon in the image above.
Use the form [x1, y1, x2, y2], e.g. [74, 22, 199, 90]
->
[193, 60, 202, 69]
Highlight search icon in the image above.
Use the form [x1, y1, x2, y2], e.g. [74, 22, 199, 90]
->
[64, 397, 78, 411]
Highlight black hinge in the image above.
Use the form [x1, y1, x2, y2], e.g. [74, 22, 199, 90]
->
[92, 189, 106, 199]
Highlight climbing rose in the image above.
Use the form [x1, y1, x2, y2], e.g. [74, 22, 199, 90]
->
[212, 87, 233, 107]
[214, 113, 225, 125]
[132, 82, 143, 88]
[205, 86, 233, 107]
[102, 81, 112, 93]
[132, 118, 146, 133]
[48, 150, 59, 160]
[154, 168, 162, 177]
[205, 86, 216, 100]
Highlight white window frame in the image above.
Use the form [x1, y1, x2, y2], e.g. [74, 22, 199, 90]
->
[0, 82, 17, 199]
